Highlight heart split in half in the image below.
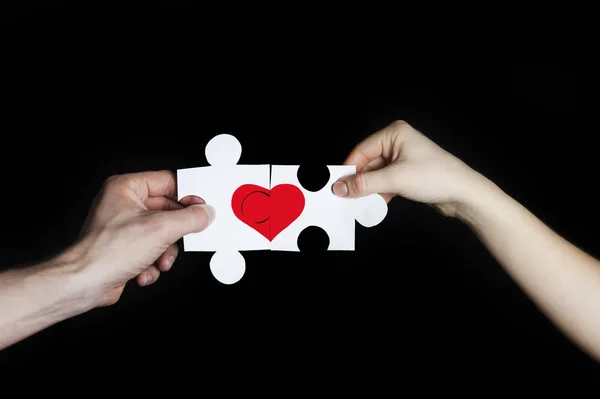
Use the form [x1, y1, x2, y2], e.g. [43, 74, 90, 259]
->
[231, 184, 305, 240]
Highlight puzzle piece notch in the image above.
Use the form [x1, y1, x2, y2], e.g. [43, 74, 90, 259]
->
[297, 225, 330, 252]
[296, 164, 331, 192]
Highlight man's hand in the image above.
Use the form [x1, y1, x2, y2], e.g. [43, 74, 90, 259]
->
[0, 170, 213, 350]
[72, 170, 214, 307]
[332, 120, 493, 218]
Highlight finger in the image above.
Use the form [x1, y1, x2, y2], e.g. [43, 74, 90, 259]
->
[179, 195, 206, 207]
[332, 166, 397, 198]
[381, 193, 395, 203]
[137, 264, 161, 286]
[125, 170, 179, 202]
[157, 243, 179, 272]
[146, 195, 206, 211]
[344, 120, 408, 169]
[360, 158, 394, 203]
[361, 156, 386, 173]
[145, 196, 185, 211]
[151, 203, 216, 246]
[343, 129, 387, 170]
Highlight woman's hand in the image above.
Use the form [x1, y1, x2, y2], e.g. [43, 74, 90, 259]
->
[333, 120, 492, 218]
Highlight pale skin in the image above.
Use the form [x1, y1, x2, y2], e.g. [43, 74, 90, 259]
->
[332, 120, 600, 362]
[1, 122, 599, 362]
[0, 171, 215, 349]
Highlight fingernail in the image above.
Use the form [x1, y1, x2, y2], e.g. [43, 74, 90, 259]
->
[332, 181, 348, 196]
[192, 204, 216, 224]
[142, 275, 150, 286]
[167, 256, 175, 269]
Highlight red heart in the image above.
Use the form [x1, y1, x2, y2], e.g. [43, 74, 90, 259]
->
[231, 183, 305, 241]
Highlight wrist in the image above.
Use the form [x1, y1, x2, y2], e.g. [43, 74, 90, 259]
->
[29, 253, 97, 320]
[52, 244, 106, 312]
[452, 171, 507, 227]
[0, 251, 96, 349]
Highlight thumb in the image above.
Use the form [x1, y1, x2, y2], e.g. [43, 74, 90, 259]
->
[332, 167, 395, 198]
[151, 204, 216, 245]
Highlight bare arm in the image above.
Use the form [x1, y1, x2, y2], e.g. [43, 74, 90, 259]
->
[457, 178, 600, 361]
[0, 171, 212, 350]
[0, 255, 92, 349]
[334, 120, 600, 361]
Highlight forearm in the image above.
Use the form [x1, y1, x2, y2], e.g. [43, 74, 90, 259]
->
[456, 177, 600, 361]
[0, 254, 93, 350]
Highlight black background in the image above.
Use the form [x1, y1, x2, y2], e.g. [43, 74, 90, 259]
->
[1, 4, 598, 388]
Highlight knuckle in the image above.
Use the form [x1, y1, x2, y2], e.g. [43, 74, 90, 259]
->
[103, 174, 136, 193]
[103, 174, 121, 187]
[384, 120, 410, 143]
[391, 119, 415, 136]
[387, 120, 418, 144]
[391, 119, 408, 129]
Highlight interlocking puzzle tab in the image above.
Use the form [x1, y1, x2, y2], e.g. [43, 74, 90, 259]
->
[177, 133, 388, 285]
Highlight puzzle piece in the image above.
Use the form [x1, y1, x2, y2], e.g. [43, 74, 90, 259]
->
[177, 133, 388, 285]
[177, 134, 270, 284]
[270, 165, 357, 251]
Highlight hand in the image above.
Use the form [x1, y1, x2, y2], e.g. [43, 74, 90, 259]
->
[332, 120, 492, 218]
[68, 170, 214, 307]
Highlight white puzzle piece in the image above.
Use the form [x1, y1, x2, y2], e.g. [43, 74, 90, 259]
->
[270, 165, 357, 251]
[177, 133, 389, 285]
[177, 134, 270, 285]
